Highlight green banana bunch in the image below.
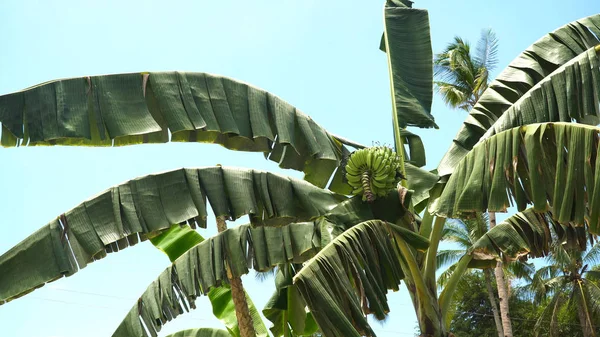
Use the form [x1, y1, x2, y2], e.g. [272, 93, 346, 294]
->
[345, 146, 402, 202]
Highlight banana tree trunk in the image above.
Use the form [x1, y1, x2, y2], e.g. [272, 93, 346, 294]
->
[489, 212, 513, 337]
[397, 238, 446, 337]
[216, 216, 256, 337]
[484, 268, 504, 337]
[405, 278, 446, 337]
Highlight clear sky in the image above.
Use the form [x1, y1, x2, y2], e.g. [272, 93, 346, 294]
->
[1, 1, 599, 336]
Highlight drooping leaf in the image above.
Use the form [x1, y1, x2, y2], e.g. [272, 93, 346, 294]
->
[383, 0, 436, 129]
[164, 328, 232, 337]
[404, 163, 438, 213]
[480, 47, 600, 140]
[112, 222, 324, 337]
[0, 167, 343, 304]
[0, 72, 364, 188]
[468, 208, 588, 269]
[433, 123, 600, 235]
[438, 15, 600, 176]
[400, 129, 426, 167]
[293, 220, 427, 337]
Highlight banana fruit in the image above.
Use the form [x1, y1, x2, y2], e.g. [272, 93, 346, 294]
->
[345, 146, 402, 202]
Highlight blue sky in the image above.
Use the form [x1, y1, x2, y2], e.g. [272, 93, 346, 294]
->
[1, 1, 599, 336]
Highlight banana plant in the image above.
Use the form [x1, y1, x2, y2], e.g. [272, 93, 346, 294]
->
[2, 1, 600, 337]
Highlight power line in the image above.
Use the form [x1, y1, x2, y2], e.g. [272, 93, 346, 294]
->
[29, 288, 419, 335]
[38, 287, 598, 334]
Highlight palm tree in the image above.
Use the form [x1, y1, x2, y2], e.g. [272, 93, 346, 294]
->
[519, 243, 600, 337]
[434, 29, 498, 112]
[434, 29, 516, 337]
[437, 214, 534, 337]
[437, 215, 503, 336]
[1, 2, 600, 337]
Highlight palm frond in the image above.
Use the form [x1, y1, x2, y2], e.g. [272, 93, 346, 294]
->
[436, 249, 466, 270]
[434, 81, 472, 111]
[583, 243, 600, 266]
[441, 220, 472, 248]
[474, 28, 499, 73]
[585, 278, 600, 317]
[505, 261, 535, 280]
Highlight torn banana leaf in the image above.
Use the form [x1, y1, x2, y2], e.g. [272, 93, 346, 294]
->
[0, 72, 361, 188]
[480, 47, 600, 140]
[150, 219, 268, 336]
[112, 221, 325, 337]
[165, 329, 231, 337]
[0, 166, 343, 304]
[468, 208, 588, 269]
[438, 14, 600, 176]
[293, 220, 428, 337]
[433, 123, 600, 235]
[383, 0, 436, 129]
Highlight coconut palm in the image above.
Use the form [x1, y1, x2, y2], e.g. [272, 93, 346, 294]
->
[434, 29, 498, 111]
[434, 29, 516, 337]
[519, 243, 600, 337]
[437, 214, 534, 337]
[1, 2, 600, 337]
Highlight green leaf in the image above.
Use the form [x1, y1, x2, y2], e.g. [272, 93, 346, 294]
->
[480, 47, 600, 140]
[112, 221, 324, 337]
[433, 123, 600, 235]
[383, 1, 436, 129]
[150, 224, 204, 262]
[404, 163, 438, 213]
[0, 72, 364, 189]
[0, 167, 343, 304]
[164, 328, 232, 337]
[293, 219, 425, 337]
[401, 129, 426, 167]
[468, 208, 588, 268]
[208, 286, 269, 337]
[263, 265, 319, 337]
[438, 14, 600, 176]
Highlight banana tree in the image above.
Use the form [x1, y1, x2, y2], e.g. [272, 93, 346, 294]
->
[2, 2, 600, 337]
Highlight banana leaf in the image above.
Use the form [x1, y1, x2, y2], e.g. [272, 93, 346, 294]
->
[438, 14, 600, 176]
[0, 72, 361, 188]
[404, 164, 438, 213]
[0, 166, 343, 304]
[383, 0, 436, 129]
[468, 208, 588, 269]
[150, 224, 205, 261]
[165, 329, 232, 337]
[400, 129, 426, 167]
[480, 47, 600, 140]
[112, 221, 326, 337]
[293, 219, 428, 337]
[150, 224, 268, 337]
[432, 123, 600, 235]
